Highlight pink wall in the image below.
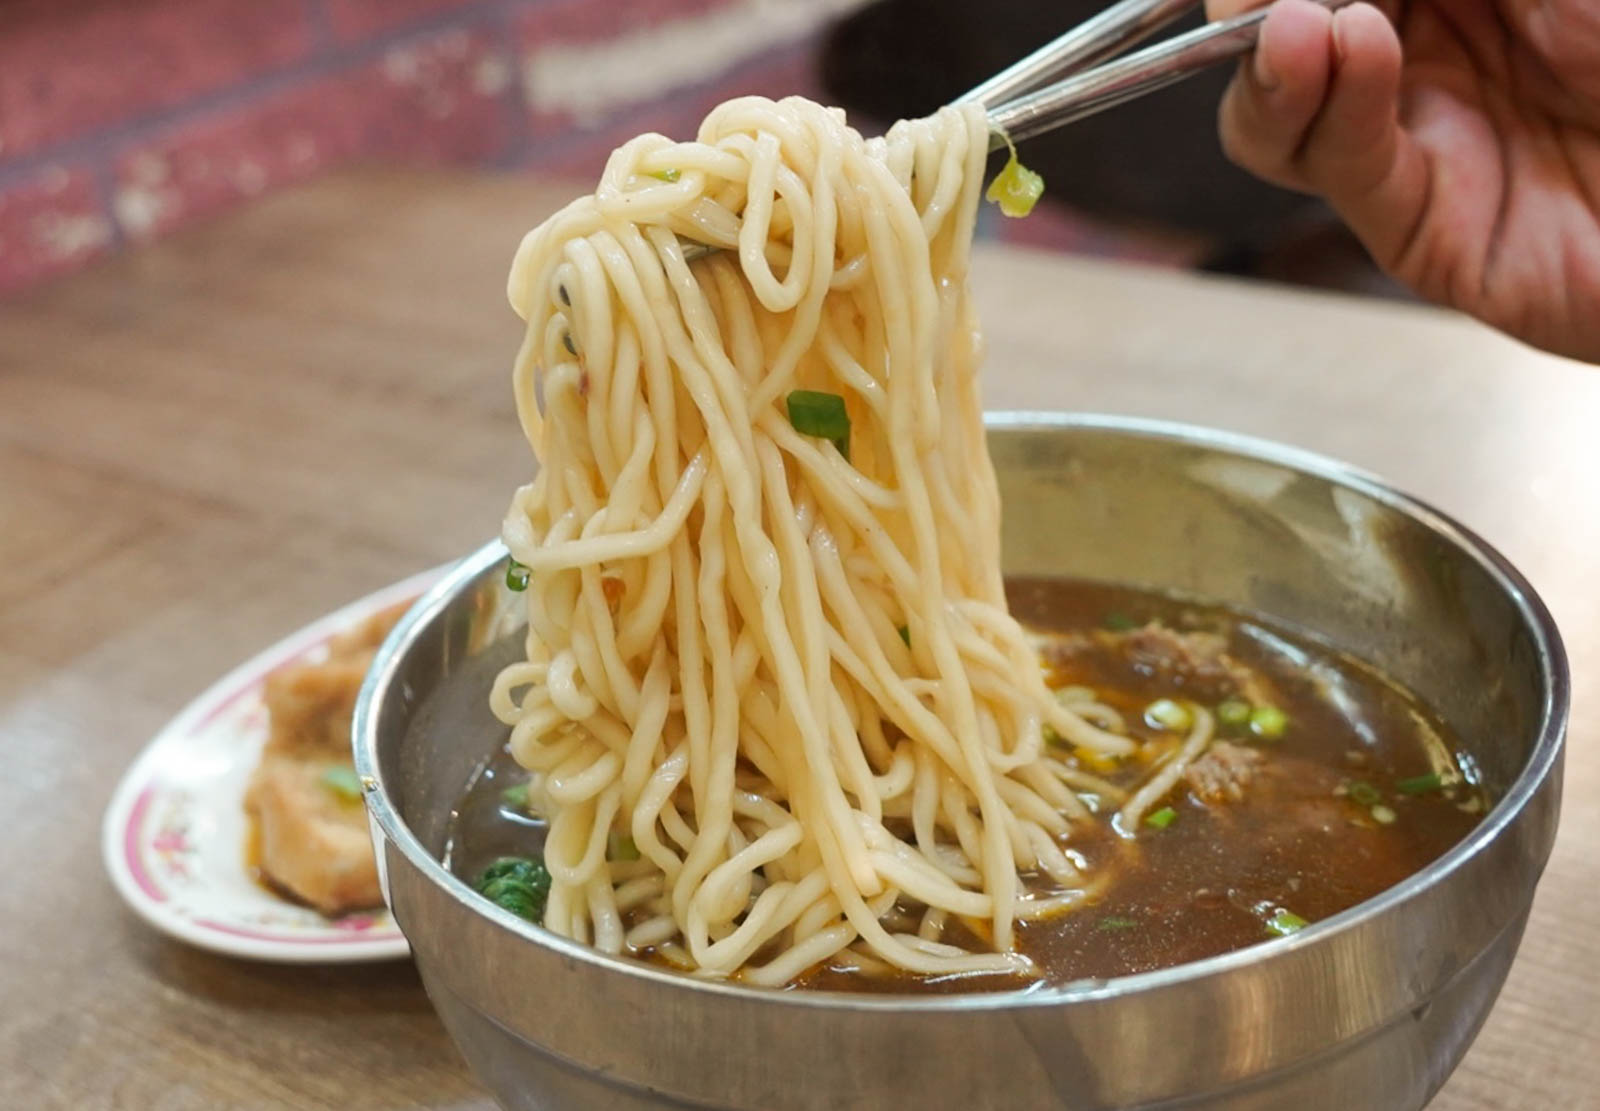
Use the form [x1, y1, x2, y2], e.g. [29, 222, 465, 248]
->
[0, 0, 830, 296]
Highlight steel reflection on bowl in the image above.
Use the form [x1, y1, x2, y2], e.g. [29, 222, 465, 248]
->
[354, 414, 1568, 1111]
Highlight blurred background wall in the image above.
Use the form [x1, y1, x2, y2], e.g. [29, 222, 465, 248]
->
[0, 0, 1392, 298]
[0, 0, 850, 295]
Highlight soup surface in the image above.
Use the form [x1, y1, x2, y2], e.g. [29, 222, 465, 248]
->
[445, 579, 1486, 992]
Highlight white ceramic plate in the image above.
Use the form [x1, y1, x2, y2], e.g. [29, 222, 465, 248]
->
[102, 566, 448, 963]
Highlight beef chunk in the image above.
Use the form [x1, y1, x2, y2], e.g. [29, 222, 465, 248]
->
[1185, 741, 1264, 804]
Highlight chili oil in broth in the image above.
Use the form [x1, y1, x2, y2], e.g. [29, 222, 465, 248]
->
[445, 578, 1487, 992]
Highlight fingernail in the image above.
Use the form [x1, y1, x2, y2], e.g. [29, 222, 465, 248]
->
[1253, 36, 1280, 91]
[1332, 9, 1351, 63]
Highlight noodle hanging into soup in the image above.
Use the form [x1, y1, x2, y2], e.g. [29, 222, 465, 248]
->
[492, 97, 1195, 983]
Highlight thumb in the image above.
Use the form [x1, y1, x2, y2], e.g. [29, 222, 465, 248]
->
[1218, 1, 1431, 273]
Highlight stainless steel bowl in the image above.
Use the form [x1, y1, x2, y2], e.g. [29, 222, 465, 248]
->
[354, 414, 1568, 1111]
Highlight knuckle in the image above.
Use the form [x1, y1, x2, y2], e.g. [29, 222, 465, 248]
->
[1218, 114, 1281, 178]
[1219, 122, 1309, 192]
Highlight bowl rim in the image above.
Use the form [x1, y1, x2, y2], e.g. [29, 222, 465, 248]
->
[353, 411, 1570, 1013]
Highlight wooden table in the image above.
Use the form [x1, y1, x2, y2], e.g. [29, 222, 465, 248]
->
[3, 172, 1596, 1110]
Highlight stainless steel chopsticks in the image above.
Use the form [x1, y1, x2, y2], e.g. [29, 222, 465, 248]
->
[980, 0, 1355, 148]
[676, 0, 1354, 257]
[961, 0, 1203, 110]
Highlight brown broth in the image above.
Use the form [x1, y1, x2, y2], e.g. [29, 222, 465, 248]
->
[445, 745, 549, 882]
[445, 578, 1487, 993]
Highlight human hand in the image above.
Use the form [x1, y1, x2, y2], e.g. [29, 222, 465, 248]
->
[1209, 0, 1600, 361]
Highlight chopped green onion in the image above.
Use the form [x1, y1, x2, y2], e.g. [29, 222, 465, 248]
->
[506, 558, 530, 592]
[476, 856, 545, 887]
[897, 625, 911, 648]
[320, 765, 363, 803]
[786, 390, 851, 458]
[474, 856, 551, 922]
[1248, 704, 1288, 740]
[1144, 698, 1192, 733]
[649, 168, 681, 183]
[985, 135, 1045, 218]
[501, 782, 530, 810]
[1265, 908, 1308, 937]
[1370, 804, 1398, 825]
[1146, 806, 1178, 830]
[1347, 780, 1381, 807]
[1097, 916, 1140, 932]
[1103, 612, 1138, 632]
[1216, 699, 1252, 729]
[1397, 772, 1444, 796]
[609, 833, 641, 861]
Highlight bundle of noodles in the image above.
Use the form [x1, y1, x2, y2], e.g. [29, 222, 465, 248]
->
[493, 97, 1139, 984]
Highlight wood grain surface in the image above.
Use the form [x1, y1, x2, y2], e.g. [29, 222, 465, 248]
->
[2, 172, 1595, 1110]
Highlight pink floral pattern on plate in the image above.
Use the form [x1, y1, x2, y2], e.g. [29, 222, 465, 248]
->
[148, 791, 197, 886]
